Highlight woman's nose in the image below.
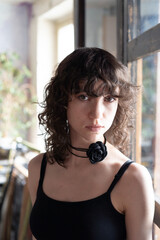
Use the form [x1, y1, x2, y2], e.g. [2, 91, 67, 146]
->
[89, 98, 104, 119]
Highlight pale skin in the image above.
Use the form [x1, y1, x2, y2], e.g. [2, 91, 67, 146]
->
[28, 80, 155, 240]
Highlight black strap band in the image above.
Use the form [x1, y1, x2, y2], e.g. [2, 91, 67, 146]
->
[107, 160, 134, 194]
[39, 153, 47, 186]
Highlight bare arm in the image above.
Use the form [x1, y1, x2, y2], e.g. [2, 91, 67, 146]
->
[124, 163, 155, 240]
[28, 153, 44, 205]
[28, 153, 44, 240]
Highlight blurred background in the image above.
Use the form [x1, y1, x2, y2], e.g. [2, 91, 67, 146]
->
[0, 0, 160, 239]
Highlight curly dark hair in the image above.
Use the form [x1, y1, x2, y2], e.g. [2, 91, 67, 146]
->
[39, 47, 138, 165]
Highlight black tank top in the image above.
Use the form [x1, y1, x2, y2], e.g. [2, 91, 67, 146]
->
[30, 154, 133, 240]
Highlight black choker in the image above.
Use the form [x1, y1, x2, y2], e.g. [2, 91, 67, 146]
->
[68, 136, 107, 164]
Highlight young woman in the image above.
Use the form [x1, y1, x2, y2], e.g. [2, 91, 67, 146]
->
[28, 47, 155, 240]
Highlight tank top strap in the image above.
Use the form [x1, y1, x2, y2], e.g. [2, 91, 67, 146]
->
[39, 153, 47, 187]
[107, 160, 134, 195]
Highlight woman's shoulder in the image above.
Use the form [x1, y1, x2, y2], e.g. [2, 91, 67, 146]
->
[124, 161, 152, 186]
[110, 153, 152, 198]
[28, 153, 46, 185]
[108, 142, 152, 181]
[28, 152, 44, 172]
[28, 153, 45, 204]
[120, 161, 154, 208]
[122, 162, 155, 237]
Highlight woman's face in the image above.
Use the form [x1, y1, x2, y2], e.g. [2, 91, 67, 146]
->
[67, 80, 118, 145]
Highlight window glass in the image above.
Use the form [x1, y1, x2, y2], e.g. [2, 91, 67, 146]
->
[129, 52, 160, 198]
[128, 0, 160, 41]
[85, 0, 117, 56]
[141, 54, 157, 177]
[57, 23, 74, 63]
[129, 52, 160, 238]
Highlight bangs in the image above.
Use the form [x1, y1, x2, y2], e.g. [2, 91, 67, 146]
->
[61, 47, 131, 100]
[71, 77, 120, 98]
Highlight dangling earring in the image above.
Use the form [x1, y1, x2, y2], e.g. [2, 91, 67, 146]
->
[66, 120, 69, 134]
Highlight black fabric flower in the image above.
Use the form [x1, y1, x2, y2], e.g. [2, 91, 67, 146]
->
[87, 141, 107, 164]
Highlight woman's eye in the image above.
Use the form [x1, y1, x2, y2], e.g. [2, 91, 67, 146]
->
[77, 94, 89, 101]
[104, 95, 116, 102]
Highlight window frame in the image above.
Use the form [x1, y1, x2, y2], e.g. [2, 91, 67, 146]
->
[117, 0, 160, 231]
[117, 0, 160, 63]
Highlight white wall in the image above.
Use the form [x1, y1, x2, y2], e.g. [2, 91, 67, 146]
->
[37, 18, 56, 102]
[0, 2, 31, 64]
[29, 0, 73, 147]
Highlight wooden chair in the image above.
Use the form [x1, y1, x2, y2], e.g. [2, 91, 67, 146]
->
[0, 148, 15, 215]
[18, 183, 32, 240]
[0, 170, 17, 240]
[0, 166, 32, 240]
[0, 138, 40, 240]
[15, 164, 32, 240]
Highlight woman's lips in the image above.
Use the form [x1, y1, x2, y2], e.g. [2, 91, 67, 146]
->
[85, 125, 104, 132]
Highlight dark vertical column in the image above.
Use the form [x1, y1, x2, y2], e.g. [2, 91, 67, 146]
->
[74, 0, 85, 48]
[117, 0, 128, 65]
[117, 0, 123, 62]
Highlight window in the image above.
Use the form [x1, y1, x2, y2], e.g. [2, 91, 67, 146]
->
[118, 0, 160, 237]
[34, 0, 74, 149]
[128, 0, 160, 40]
[57, 21, 74, 63]
[85, 0, 117, 56]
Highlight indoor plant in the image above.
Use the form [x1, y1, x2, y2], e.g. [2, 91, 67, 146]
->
[0, 52, 36, 158]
